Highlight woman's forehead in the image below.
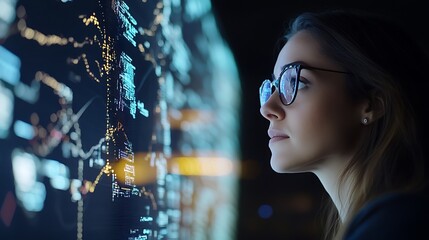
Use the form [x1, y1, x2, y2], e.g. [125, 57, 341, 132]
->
[273, 31, 335, 78]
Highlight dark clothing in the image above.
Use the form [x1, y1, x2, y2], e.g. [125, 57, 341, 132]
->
[344, 190, 429, 239]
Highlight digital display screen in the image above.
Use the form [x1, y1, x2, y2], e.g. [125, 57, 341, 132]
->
[0, 0, 241, 239]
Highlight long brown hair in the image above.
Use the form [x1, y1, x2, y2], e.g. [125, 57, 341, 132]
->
[284, 9, 429, 239]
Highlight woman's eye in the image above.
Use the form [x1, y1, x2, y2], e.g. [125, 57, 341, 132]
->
[297, 80, 308, 90]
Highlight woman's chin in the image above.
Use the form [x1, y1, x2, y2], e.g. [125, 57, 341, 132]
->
[270, 156, 309, 173]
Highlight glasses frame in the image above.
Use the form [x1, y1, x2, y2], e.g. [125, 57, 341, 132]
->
[260, 62, 351, 106]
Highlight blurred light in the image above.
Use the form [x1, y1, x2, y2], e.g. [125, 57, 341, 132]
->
[42, 159, 70, 190]
[258, 204, 273, 219]
[15, 182, 46, 212]
[42, 159, 70, 179]
[1, 191, 16, 227]
[184, 0, 211, 21]
[70, 179, 82, 202]
[12, 149, 38, 192]
[34, 71, 72, 102]
[89, 157, 105, 168]
[157, 211, 168, 226]
[0, 83, 13, 138]
[50, 176, 70, 190]
[14, 80, 40, 104]
[170, 154, 236, 176]
[0, 0, 17, 39]
[0, 46, 21, 86]
[0, 0, 16, 23]
[13, 120, 35, 140]
[11, 149, 46, 212]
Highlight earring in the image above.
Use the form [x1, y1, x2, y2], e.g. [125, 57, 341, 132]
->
[362, 117, 369, 125]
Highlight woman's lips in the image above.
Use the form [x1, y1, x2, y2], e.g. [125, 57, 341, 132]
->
[269, 136, 289, 143]
[267, 129, 290, 143]
[268, 129, 289, 138]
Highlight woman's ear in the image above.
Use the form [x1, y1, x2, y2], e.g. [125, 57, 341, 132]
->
[360, 92, 385, 124]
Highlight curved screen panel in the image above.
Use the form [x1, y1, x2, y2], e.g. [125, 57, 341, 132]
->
[0, 0, 241, 239]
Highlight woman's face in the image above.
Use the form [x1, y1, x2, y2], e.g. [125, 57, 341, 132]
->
[260, 30, 364, 173]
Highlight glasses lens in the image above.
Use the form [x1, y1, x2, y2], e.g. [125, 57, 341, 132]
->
[260, 80, 272, 106]
[279, 67, 298, 105]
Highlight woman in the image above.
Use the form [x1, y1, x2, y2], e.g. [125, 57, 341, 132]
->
[259, 9, 429, 239]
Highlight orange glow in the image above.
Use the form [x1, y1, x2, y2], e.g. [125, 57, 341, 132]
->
[113, 152, 238, 185]
[112, 153, 156, 185]
[169, 154, 237, 177]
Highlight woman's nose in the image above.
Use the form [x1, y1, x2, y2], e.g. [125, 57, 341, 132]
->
[260, 91, 285, 121]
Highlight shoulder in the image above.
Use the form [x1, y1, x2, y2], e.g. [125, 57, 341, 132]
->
[344, 190, 429, 240]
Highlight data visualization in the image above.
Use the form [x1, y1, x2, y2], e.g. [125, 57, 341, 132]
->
[0, 0, 241, 239]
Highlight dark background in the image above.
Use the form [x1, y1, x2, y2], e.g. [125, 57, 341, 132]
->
[210, 1, 429, 239]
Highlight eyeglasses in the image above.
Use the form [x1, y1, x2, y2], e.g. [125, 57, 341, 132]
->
[259, 62, 351, 106]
